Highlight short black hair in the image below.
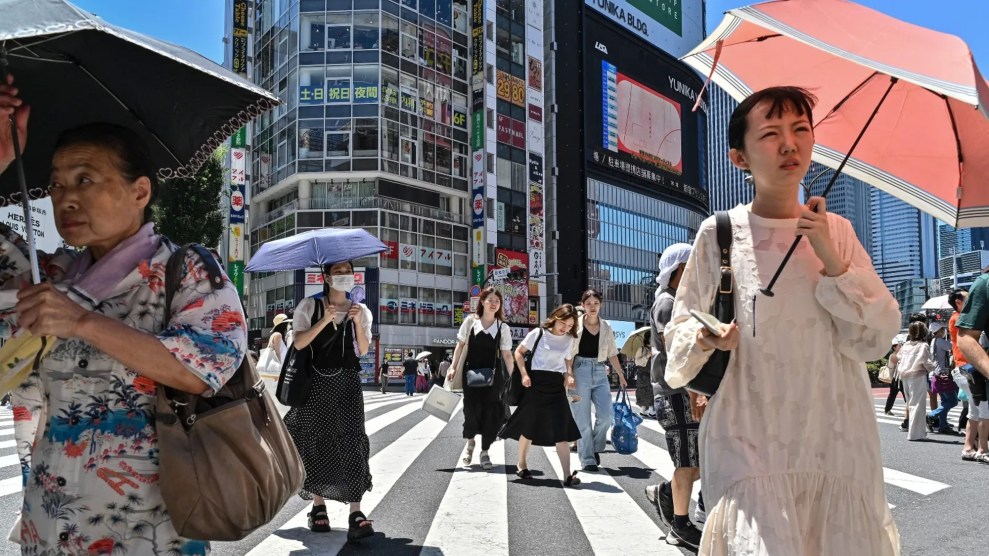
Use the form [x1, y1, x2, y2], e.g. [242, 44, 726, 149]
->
[949, 289, 967, 311]
[908, 312, 928, 324]
[55, 123, 158, 223]
[728, 86, 818, 151]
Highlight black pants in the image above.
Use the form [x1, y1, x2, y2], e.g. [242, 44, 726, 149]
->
[885, 378, 906, 412]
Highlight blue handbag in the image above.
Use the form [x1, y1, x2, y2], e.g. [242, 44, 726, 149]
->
[611, 387, 643, 455]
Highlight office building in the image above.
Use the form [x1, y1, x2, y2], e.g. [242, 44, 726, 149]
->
[547, 0, 707, 330]
[707, 85, 749, 212]
[225, 0, 546, 379]
[870, 188, 936, 291]
[804, 162, 871, 254]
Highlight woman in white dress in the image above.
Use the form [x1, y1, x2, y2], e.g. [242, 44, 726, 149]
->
[895, 322, 935, 441]
[664, 86, 901, 555]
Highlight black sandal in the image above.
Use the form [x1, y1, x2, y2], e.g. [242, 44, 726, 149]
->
[308, 504, 330, 533]
[515, 468, 533, 480]
[564, 471, 581, 488]
[347, 511, 374, 541]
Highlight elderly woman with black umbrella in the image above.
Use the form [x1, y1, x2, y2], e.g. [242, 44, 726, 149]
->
[0, 76, 246, 554]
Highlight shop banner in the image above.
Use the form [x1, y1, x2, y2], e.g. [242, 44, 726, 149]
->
[227, 261, 244, 297]
[230, 183, 246, 224]
[489, 249, 530, 325]
[230, 148, 247, 185]
[231, 127, 247, 149]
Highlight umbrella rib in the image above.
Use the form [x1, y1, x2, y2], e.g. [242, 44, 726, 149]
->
[72, 60, 183, 167]
[4, 33, 85, 55]
[814, 71, 881, 129]
[943, 97, 965, 224]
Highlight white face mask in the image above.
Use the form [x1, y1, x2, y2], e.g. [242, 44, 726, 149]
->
[329, 274, 355, 292]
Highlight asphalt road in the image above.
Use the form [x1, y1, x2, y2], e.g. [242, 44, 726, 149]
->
[0, 384, 984, 555]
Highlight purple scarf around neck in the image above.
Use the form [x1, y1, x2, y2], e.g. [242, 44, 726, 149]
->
[65, 222, 161, 302]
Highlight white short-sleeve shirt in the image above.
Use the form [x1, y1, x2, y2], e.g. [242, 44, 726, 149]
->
[521, 327, 574, 374]
[292, 296, 373, 341]
[456, 315, 512, 350]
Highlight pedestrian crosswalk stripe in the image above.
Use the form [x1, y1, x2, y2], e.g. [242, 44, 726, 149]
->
[246, 406, 460, 555]
[0, 429, 13, 437]
[421, 441, 509, 555]
[365, 400, 422, 436]
[0, 454, 19, 469]
[362, 395, 421, 413]
[0, 476, 20, 497]
[542, 446, 683, 555]
[0, 440, 14, 450]
[882, 467, 950, 496]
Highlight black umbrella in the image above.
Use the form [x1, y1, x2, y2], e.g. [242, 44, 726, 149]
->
[0, 0, 279, 280]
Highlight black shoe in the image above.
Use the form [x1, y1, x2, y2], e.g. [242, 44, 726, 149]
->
[347, 511, 374, 542]
[667, 520, 702, 549]
[583, 464, 599, 473]
[645, 482, 675, 527]
[926, 415, 937, 432]
[936, 427, 961, 436]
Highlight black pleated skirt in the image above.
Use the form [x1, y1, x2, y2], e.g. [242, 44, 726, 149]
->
[499, 369, 580, 447]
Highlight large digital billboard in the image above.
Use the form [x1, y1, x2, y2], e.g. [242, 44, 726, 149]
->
[583, 13, 707, 208]
[584, 0, 704, 58]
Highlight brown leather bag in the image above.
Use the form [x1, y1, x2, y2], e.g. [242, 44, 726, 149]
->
[154, 244, 305, 541]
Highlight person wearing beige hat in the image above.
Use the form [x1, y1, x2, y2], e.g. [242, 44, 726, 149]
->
[267, 313, 292, 367]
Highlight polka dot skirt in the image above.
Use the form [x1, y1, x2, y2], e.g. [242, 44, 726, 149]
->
[284, 366, 373, 503]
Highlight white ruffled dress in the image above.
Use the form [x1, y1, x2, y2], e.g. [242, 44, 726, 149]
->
[665, 205, 901, 556]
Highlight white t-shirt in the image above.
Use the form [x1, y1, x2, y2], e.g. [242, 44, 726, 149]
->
[521, 327, 575, 374]
[456, 315, 512, 350]
[292, 296, 373, 341]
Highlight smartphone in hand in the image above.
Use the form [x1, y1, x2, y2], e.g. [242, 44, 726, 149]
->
[690, 309, 724, 336]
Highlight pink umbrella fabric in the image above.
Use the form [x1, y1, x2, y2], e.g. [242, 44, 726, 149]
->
[683, 0, 989, 227]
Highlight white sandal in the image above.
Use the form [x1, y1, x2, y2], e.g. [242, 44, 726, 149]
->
[480, 452, 492, 470]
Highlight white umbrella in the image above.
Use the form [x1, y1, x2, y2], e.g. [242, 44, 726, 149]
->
[619, 326, 652, 358]
[921, 295, 951, 310]
[415, 351, 432, 360]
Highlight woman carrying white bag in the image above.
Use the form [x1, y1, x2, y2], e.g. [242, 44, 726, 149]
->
[259, 314, 292, 374]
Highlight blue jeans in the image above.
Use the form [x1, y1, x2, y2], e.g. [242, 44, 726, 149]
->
[571, 356, 613, 467]
[928, 390, 959, 430]
[405, 375, 416, 395]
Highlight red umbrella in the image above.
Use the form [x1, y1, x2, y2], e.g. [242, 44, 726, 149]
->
[682, 0, 989, 294]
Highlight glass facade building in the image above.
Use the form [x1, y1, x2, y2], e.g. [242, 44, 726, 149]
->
[805, 161, 872, 254]
[870, 188, 936, 291]
[239, 0, 491, 377]
[707, 85, 749, 212]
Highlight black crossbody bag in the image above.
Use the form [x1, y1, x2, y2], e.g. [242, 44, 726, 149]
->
[464, 319, 502, 388]
[686, 212, 735, 397]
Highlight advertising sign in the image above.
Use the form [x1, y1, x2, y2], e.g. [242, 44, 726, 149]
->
[496, 71, 527, 107]
[231, 127, 247, 149]
[583, 0, 705, 58]
[228, 224, 244, 262]
[230, 148, 247, 185]
[232, 0, 249, 75]
[229, 184, 246, 224]
[583, 14, 707, 209]
[0, 198, 64, 254]
[227, 261, 244, 297]
[489, 249, 530, 325]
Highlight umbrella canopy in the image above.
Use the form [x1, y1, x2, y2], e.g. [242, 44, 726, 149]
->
[0, 0, 279, 202]
[415, 351, 432, 360]
[619, 326, 652, 358]
[921, 295, 952, 310]
[682, 0, 989, 227]
[245, 228, 387, 272]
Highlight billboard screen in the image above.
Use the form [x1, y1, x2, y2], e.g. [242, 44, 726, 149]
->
[583, 13, 707, 208]
[583, 0, 704, 58]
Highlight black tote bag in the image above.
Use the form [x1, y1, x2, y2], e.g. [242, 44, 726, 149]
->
[276, 299, 325, 407]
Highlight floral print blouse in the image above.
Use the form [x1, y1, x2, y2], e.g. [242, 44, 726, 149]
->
[0, 225, 246, 556]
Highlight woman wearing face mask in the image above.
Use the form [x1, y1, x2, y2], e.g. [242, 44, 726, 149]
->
[283, 261, 376, 541]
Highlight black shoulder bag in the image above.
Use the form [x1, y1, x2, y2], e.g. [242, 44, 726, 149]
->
[275, 298, 325, 407]
[505, 329, 543, 405]
[686, 212, 735, 397]
[464, 321, 502, 388]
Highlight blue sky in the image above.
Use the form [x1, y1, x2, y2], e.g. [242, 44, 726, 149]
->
[74, 0, 986, 70]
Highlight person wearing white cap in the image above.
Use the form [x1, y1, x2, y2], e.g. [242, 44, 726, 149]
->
[926, 321, 960, 434]
[644, 242, 705, 549]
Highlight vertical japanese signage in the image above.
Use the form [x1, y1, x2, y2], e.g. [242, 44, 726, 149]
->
[232, 0, 249, 75]
[489, 249, 530, 325]
[470, 0, 487, 278]
[229, 0, 249, 296]
[526, 0, 546, 281]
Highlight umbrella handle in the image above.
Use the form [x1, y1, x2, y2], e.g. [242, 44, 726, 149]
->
[0, 54, 41, 284]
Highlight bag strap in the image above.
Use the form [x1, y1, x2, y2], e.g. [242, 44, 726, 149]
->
[714, 211, 733, 297]
[493, 320, 502, 368]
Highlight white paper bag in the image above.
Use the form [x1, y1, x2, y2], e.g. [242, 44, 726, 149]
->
[422, 385, 462, 422]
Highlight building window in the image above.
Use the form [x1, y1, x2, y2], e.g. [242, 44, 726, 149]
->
[452, 0, 468, 34]
[382, 14, 400, 55]
[453, 44, 468, 81]
[353, 118, 379, 157]
[401, 22, 418, 60]
[400, 73, 418, 112]
[326, 67, 352, 103]
[400, 286, 418, 325]
[352, 65, 379, 104]
[381, 283, 399, 324]
[300, 14, 326, 51]
[326, 131, 350, 157]
[353, 12, 379, 50]
[326, 14, 352, 49]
